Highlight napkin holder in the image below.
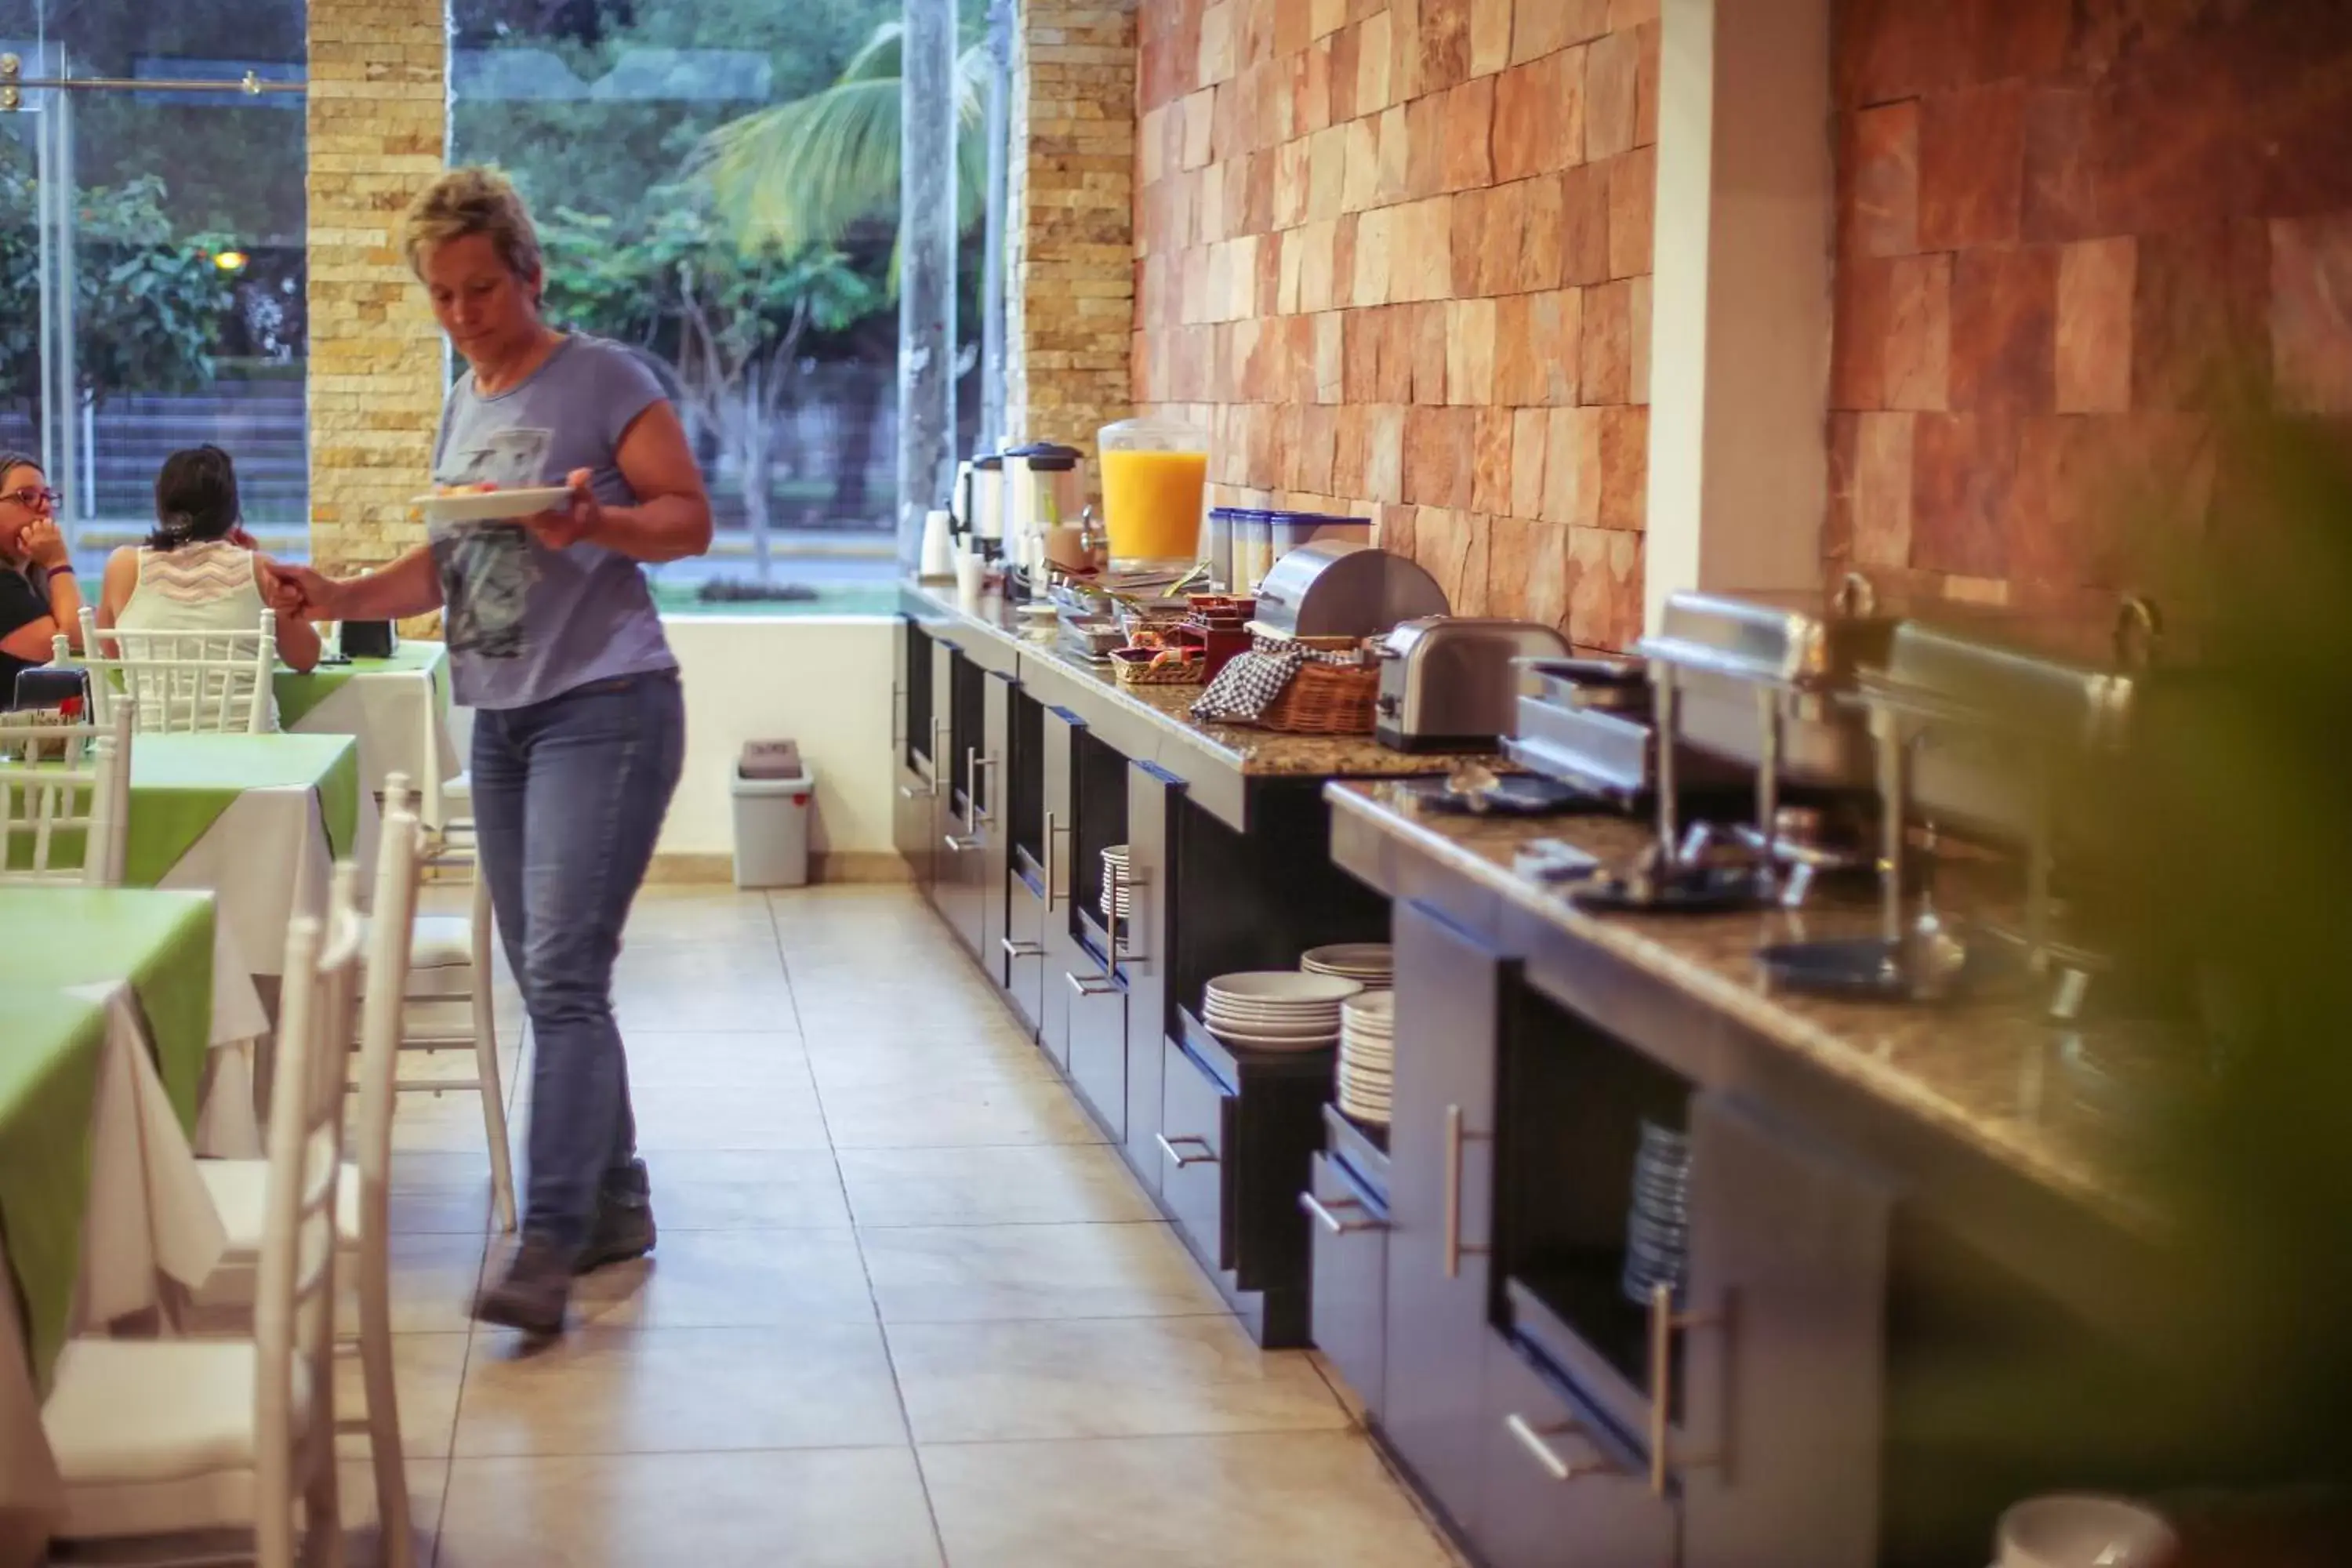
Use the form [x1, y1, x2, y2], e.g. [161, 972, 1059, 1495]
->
[341, 620, 398, 659]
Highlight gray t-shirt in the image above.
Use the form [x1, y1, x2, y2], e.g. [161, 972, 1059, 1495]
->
[430, 333, 678, 710]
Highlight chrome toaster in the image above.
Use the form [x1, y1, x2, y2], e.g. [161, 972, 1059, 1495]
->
[1375, 617, 1571, 753]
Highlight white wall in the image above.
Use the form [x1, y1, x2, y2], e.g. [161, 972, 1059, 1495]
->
[657, 616, 895, 858]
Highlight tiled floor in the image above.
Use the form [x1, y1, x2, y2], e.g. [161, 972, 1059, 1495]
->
[364, 883, 1459, 1568]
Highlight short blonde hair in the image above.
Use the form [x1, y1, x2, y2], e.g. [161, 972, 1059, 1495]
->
[401, 165, 543, 292]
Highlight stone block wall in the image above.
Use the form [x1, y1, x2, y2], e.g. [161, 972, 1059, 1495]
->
[1008, 0, 1141, 484]
[1826, 0, 2352, 612]
[305, 0, 449, 575]
[1131, 0, 1660, 649]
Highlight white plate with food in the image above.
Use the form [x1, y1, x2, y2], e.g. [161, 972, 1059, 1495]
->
[416, 485, 572, 524]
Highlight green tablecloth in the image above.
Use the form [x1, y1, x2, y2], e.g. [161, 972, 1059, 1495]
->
[0, 991, 105, 1396]
[4, 733, 360, 887]
[274, 641, 451, 729]
[0, 887, 215, 1131]
[119, 733, 361, 885]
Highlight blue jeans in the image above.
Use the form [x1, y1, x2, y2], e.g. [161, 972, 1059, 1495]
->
[472, 670, 684, 1253]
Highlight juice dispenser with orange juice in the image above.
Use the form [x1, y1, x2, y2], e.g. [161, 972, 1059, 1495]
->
[1098, 416, 1210, 573]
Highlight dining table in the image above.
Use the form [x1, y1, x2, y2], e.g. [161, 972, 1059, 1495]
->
[0, 924, 235, 1568]
[275, 641, 459, 827]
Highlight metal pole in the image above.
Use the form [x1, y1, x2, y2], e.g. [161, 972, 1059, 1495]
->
[978, 0, 1013, 455]
[898, 0, 959, 573]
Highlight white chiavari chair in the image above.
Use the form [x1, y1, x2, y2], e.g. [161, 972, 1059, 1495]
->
[0, 699, 132, 887]
[40, 861, 361, 1566]
[71, 608, 275, 735]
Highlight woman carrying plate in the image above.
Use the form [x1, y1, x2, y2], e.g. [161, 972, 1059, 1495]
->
[272, 165, 711, 1335]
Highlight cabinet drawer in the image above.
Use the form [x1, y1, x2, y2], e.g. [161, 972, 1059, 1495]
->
[1004, 861, 1047, 1035]
[1479, 1334, 1679, 1568]
[1159, 1036, 1233, 1272]
[1305, 1152, 1388, 1417]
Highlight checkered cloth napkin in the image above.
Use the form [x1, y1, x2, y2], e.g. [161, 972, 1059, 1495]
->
[1190, 646, 1305, 723]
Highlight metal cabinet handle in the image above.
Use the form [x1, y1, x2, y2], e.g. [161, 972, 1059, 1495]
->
[1044, 811, 1068, 909]
[1299, 1189, 1385, 1235]
[1646, 1281, 1724, 1497]
[1443, 1103, 1490, 1279]
[1108, 855, 1149, 967]
[942, 833, 980, 853]
[1505, 1414, 1618, 1483]
[1066, 970, 1117, 997]
[1001, 938, 1043, 959]
[970, 752, 999, 826]
[1156, 1133, 1217, 1168]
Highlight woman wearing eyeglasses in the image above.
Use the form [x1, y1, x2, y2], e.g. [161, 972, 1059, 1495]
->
[0, 453, 85, 705]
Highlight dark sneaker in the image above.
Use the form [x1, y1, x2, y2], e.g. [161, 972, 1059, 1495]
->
[574, 1159, 657, 1275]
[473, 1236, 574, 1335]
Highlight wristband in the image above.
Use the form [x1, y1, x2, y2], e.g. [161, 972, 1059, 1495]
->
[45, 564, 73, 575]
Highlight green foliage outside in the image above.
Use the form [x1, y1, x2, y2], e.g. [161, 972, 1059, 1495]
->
[0, 154, 233, 422]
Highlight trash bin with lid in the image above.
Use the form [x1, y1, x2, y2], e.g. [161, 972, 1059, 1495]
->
[731, 740, 815, 888]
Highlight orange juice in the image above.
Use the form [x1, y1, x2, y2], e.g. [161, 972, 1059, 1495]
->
[1101, 448, 1209, 568]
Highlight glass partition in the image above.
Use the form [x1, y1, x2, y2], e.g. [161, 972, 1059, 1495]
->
[0, 1, 310, 571]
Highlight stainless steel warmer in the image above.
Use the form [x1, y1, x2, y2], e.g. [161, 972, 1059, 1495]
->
[1248, 541, 1450, 642]
[1373, 617, 1570, 752]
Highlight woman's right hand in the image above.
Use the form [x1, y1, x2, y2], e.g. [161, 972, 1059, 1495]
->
[21, 518, 69, 571]
[258, 559, 345, 622]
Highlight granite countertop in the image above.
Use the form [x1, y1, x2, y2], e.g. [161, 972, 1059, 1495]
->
[1327, 781, 2168, 1232]
[909, 579, 1499, 779]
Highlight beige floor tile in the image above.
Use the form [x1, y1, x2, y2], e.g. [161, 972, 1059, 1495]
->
[818, 1072, 1104, 1150]
[541, 1228, 874, 1330]
[918, 1431, 1456, 1568]
[336, 1331, 471, 1461]
[619, 1082, 833, 1152]
[384, 1151, 495, 1236]
[452, 1323, 906, 1457]
[858, 1222, 1224, 1323]
[350, 1231, 487, 1336]
[638, 1148, 851, 1229]
[887, 1316, 1348, 1444]
[839, 1144, 1154, 1227]
[337, 1456, 447, 1568]
[387, 1087, 511, 1156]
[799, 1023, 1050, 1086]
[793, 989, 1018, 1038]
[615, 978, 802, 1033]
[435, 1449, 941, 1568]
[619, 890, 779, 947]
[614, 939, 788, 987]
[615, 1031, 813, 1090]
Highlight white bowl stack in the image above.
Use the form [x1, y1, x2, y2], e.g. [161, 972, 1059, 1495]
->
[1338, 990, 1395, 1126]
[1099, 844, 1131, 924]
[1201, 971, 1363, 1051]
[1301, 942, 1393, 990]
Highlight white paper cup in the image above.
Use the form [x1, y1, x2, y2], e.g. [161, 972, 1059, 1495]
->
[953, 548, 985, 612]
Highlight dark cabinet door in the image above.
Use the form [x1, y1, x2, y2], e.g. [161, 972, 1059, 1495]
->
[1119, 764, 1181, 1184]
[927, 637, 966, 926]
[1383, 898, 1509, 1530]
[1160, 1035, 1234, 1272]
[1479, 1331, 1680, 1568]
[1305, 1151, 1389, 1417]
[1065, 962, 1126, 1141]
[891, 619, 933, 885]
[1004, 861, 1048, 1036]
[978, 670, 1014, 979]
[1038, 706, 1084, 1074]
[1680, 1091, 1894, 1568]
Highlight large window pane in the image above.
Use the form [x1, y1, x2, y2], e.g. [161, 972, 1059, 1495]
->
[0, 0, 309, 572]
[452, 0, 986, 614]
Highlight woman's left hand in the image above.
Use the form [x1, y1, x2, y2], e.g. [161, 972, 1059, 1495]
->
[525, 469, 601, 551]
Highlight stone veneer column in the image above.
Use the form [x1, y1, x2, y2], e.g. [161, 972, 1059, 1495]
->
[1007, 0, 1138, 485]
[305, 0, 449, 575]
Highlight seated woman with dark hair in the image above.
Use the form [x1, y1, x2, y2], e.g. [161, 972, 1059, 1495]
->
[0, 451, 85, 704]
[98, 445, 321, 699]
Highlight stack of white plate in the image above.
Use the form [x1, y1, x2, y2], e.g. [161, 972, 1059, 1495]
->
[1099, 844, 1131, 924]
[1301, 942, 1393, 990]
[1337, 990, 1395, 1126]
[1201, 971, 1363, 1051]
